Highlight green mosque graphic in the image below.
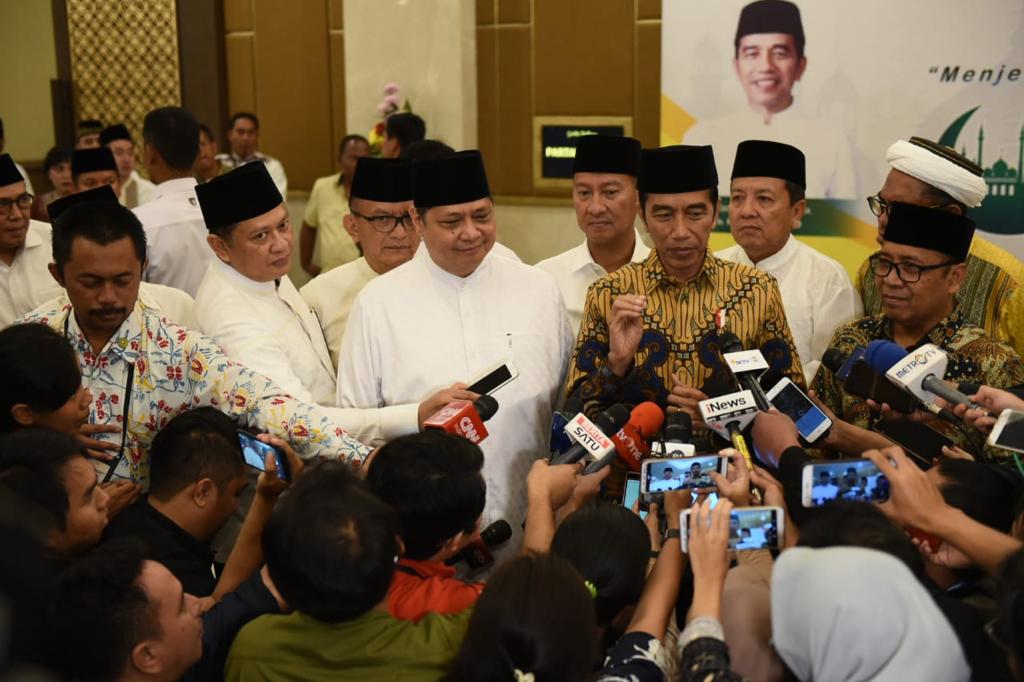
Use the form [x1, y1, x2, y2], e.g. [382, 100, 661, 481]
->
[939, 106, 1023, 235]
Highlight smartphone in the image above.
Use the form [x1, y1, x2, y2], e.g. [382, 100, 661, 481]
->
[800, 458, 890, 507]
[871, 418, 952, 469]
[765, 377, 832, 443]
[640, 455, 728, 495]
[466, 360, 519, 395]
[621, 472, 648, 520]
[679, 506, 784, 552]
[237, 430, 290, 481]
[988, 409, 1024, 454]
[845, 360, 919, 414]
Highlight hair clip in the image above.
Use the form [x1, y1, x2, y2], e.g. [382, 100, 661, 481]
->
[584, 580, 598, 599]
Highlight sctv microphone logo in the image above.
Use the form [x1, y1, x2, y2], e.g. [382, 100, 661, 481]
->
[895, 347, 940, 380]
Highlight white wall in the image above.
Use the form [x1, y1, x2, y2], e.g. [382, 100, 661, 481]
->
[343, 0, 477, 150]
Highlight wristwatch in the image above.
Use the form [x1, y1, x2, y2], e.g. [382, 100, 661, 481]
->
[663, 528, 681, 542]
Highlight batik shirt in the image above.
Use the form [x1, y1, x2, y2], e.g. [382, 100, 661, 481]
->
[810, 309, 1024, 459]
[20, 299, 370, 485]
[565, 249, 804, 412]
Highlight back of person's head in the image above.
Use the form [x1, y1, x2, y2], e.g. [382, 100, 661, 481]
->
[797, 500, 926, 580]
[938, 459, 1022, 533]
[143, 106, 201, 171]
[0, 324, 81, 434]
[148, 407, 245, 502]
[0, 429, 82, 533]
[448, 553, 597, 682]
[400, 139, 453, 161]
[49, 540, 157, 682]
[551, 503, 650, 627]
[365, 431, 484, 560]
[52, 200, 147, 274]
[263, 461, 399, 623]
[995, 549, 1024, 674]
[385, 113, 426, 148]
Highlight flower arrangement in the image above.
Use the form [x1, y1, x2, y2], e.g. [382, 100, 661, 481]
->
[368, 82, 413, 156]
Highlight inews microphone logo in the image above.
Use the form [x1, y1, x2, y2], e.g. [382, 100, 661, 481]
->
[894, 346, 940, 380]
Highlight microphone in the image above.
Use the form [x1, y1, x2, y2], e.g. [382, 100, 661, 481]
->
[699, 390, 759, 469]
[551, 404, 630, 466]
[865, 341, 973, 422]
[444, 519, 512, 572]
[822, 348, 919, 414]
[719, 332, 773, 411]
[423, 394, 499, 443]
[584, 402, 665, 474]
[549, 396, 584, 457]
[823, 346, 866, 383]
[652, 412, 696, 458]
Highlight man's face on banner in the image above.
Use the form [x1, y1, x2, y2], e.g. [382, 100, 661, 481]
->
[733, 33, 806, 114]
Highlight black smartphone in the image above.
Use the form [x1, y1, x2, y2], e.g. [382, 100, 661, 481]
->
[844, 360, 919, 413]
[871, 419, 953, 469]
[237, 430, 290, 481]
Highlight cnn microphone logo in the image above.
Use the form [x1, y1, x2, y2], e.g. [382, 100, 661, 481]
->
[459, 415, 482, 442]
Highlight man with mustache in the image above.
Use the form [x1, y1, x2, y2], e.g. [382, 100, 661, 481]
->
[717, 140, 860, 381]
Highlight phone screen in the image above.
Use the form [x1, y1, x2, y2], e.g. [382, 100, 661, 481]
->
[643, 455, 723, 492]
[805, 459, 889, 506]
[872, 419, 951, 468]
[728, 508, 781, 550]
[769, 381, 830, 440]
[237, 432, 289, 480]
[621, 475, 647, 520]
[467, 364, 514, 395]
[992, 411, 1024, 453]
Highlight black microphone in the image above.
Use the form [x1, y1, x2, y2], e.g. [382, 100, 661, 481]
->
[549, 396, 584, 457]
[653, 412, 696, 457]
[719, 332, 773, 411]
[444, 520, 513, 571]
[551, 404, 630, 466]
[822, 348, 919, 414]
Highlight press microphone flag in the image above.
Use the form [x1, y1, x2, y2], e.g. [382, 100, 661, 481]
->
[423, 394, 499, 443]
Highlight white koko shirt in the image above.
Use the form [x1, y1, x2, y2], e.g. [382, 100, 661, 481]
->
[300, 256, 379, 371]
[133, 177, 214, 297]
[0, 220, 63, 328]
[536, 229, 650, 335]
[339, 246, 573, 545]
[717, 236, 862, 381]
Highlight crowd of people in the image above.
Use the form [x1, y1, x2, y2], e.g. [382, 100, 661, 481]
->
[2, 3, 1024, 678]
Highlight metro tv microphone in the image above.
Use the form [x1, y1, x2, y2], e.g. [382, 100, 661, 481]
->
[423, 395, 499, 444]
[444, 519, 512, 573]
[865, 341, 972, 423]
[720, 332, 773, 411]
[651, 412, 696, 458]
[699, 390, 759, 469]
[583, 402, 665, 474]
[549, 396, 585, 457]
[552, 405, 630, 466]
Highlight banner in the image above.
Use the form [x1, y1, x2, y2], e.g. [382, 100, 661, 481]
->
[661, 0, 1024, 274]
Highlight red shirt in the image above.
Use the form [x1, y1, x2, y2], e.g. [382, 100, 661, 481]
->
[386, 558, 484, 622]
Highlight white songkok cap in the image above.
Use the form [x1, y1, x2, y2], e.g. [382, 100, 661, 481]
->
[885, 137, 987, 208]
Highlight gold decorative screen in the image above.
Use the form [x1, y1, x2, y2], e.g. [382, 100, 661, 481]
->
[66, 0, 182, 149]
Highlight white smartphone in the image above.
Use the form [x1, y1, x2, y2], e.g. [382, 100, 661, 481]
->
[466, 359, 519, 395]
[989, 409, 1024, 454]
[621, 473, 648, 520]
[765, 377, 832, 443]
[639, 455, 728, 496]
[679, 506, 784, 552]
[800, 458, 889, 507]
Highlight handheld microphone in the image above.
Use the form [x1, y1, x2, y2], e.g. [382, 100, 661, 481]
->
[551, 405, 630, 466]
[584, 402, 665, 474]
[444, 519, 512, 572]
[423, 395, 499, 443]
[720, 332, 773, 411]
[699, 391, 759, 469]
[823, 348, 919, 414]
[823, 346, 866, 383]
[652, 412, 696, 458]
[865, 341, 974, 422]
[549, 396, 584, 456]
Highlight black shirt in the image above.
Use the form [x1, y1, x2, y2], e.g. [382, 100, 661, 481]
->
[103, 497, 218, 596]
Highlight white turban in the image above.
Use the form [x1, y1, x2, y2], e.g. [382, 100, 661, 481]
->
[886, 139, 988, 208]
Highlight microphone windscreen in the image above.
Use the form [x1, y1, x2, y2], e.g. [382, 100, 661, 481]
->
[718, 331, 743, 354]
[663, 411, 692, 442]
[865, 340, 908, 373]
[702, 373, 737, 398]
[474, 394, 499, 421]
[480, 519, 512, 546]
[822, 348, 847, 374]
[603, 404, 631, 432]
[629, 401, 665, 437]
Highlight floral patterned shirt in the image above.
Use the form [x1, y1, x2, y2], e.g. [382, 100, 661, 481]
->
[20, 299, 370, 485]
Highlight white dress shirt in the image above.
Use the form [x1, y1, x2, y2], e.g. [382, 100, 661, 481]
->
[716, 236, 862, 381]
[536, 228, 650, 334]
[339, 246, 573, 548]
[195, 259, 416, 444]
[300, 256, 379, 370]
[133, 177, 213, 296]
[215, 152, 288, 197]
[0, 220, 62, 328]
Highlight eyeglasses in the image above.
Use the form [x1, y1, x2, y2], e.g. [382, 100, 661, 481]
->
[866, 194, 947, 217]
[350, 209, 414, 234]
[0, 193, 33, 214]
[868, 253, 956, 283]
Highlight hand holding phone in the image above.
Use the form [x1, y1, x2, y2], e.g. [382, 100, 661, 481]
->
[765, 378, 832, 443]
[680, 505, 784, 552]
[238, 430, 291, 481]
[800, 459, 890, 507]
[988, 409, 1024, 454]
[640, 455, 728, 498]
[684, 498, 734, 589]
